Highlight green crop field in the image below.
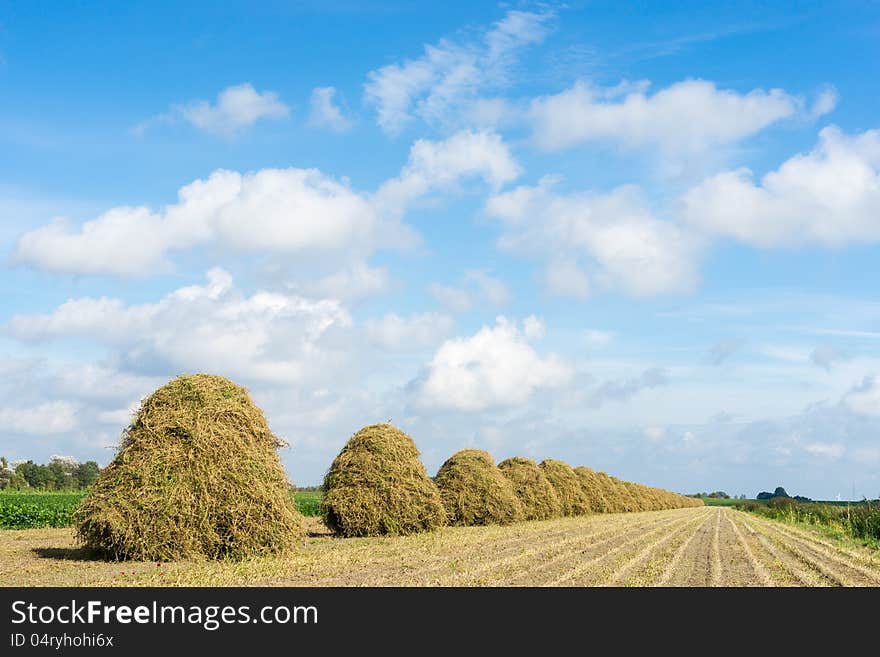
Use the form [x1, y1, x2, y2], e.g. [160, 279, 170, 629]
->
[699, 498, 765, 507]
[0, 489, 324, 529]
[0, 491, 84, 528]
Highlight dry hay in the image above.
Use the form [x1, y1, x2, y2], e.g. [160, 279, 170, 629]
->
[591, 472, 626, 512]
[573, 466, 610, 513]
[497, 457, 562, 521]
[321, 423, 445, 537]
[539, 459, 592, 516]
[607, 476, 640, 512]
[75, 374, 304, 561]
[434, 449, 523, 526]
[621, 480, 653, 511]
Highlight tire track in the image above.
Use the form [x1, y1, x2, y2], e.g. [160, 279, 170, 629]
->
[495, 510, 692, 586]
[605, 509, 712, 586]
[548, 509, 712, 586]
[661, 509, 723, 586]
[350, 511, 677, 586]
[430, 511, 676, 586]
[741, 516, 840, 586]
[744, 514, 880, 586]
[725, 512, 773, 586]
[710, 509, 722, 586]
[656, 513, 707, 586]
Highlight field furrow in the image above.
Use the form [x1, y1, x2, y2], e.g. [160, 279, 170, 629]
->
[2, 507, 879, 586]
[743, 514, 879, 587]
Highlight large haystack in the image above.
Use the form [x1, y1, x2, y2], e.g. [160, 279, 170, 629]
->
[497, 457, 562, 521]
[573, 466, 609, 513]
[434, 449, 523, 526]
[321, 423, 445, 537]
[539, 459, 591, 516]
[75, 374, 304, 561]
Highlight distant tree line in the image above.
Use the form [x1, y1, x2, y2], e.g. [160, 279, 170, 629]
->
[0, 455, 100, 490]
[756, 486, 812, 502]
[686, 491, 748, 499]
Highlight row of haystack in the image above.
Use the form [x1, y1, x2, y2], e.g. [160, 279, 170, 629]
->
[73, 375, 702, 560]
[321, 423, 703, 538]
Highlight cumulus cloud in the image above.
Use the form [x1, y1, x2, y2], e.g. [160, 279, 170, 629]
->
[0, 401, 79, 435]
[308, 86, 353, 133]
[4, 268, 352, 386]
[411, 316, 572, 411]
[529, 80, 820, 157]
[15, 130, 513, 277]
[136, 83, 290, 137]
[363, 312, 455, 350]
[486, 178, 702, 297]
[682, 127, 880, 247]
[587, 367, 668, 408]
[376, 130, 521, 211]
[529, 79, 807, 157]
[364, 9, 552, 134]
[13, 168, 403, 276]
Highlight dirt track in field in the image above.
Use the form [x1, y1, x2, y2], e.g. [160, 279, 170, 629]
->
[2, 507, 879, 586]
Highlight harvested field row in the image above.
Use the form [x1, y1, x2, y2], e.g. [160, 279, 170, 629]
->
[3, 507, 878, 586]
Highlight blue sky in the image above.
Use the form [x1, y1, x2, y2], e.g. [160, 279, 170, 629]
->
[2, 1, 879, 499]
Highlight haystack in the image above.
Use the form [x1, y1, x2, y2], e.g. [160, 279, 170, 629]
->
[573, 466, 609, 513]
[497, 457, 562, 521]
[619, 480, 650, 512]
[539, 459, 592, 516]
[321, 423, 445, 537]
[75, 374, 303, 561]
[434, 449, 523, 526]
[596, 472, 636, 513]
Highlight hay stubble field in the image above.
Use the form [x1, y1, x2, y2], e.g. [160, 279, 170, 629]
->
[3, 506, 879, 587]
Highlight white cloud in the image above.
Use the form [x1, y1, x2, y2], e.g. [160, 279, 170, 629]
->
[682, 127, 880, 247]
[644, 426, 666, 442]
[0, 401, 78, 435]
[16, 130, 514, 277]
[376, 130, 521, 211]
[308, 86, 353, 133]
[804, 442, 844, 458]
[522, 315, 545, 341]
[364, 9, 551, 134]
[809, 86, 838, 119]
[530, 79, 805, 157]
[14, 168, 406, 276]
[4, 268, 352, 386]
[364, 312, 455, 350]
[464, 270, 510, 306]
[304, 264, 390, 301]
[135, 84, 290, 137]
[412, 316, 572, 411]
[544, 259, 590, 299]
[843, 375, 880, 416]
[487, 179, 702, 297]
[178, 83, 290, 136]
